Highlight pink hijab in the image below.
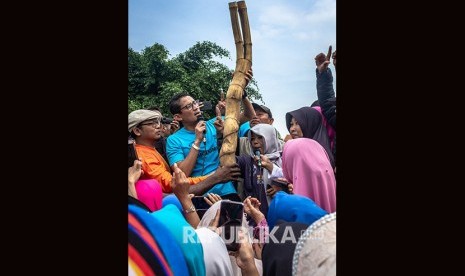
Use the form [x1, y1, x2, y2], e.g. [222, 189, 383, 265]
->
[135, 179, 163, 212]
[282, 138, 336, 213]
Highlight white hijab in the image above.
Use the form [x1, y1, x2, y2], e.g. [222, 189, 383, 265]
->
[248, 124, 283, 205]
[292, 212, 336, 276]
[198, 201, 263, 276]
[195, 227, 234, 276]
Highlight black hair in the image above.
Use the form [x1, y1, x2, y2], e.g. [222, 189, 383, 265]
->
[146, 106, 161, 112]
[168, 92, 190, 115]
[129, 130, 138, 140]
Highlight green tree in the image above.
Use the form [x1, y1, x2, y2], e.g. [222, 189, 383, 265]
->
[128, 41, 262, 119]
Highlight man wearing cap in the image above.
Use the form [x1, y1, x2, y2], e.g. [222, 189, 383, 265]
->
[128, 109, 241, 195]
[166, 92, 255, 198]
[146, 106, 179, 164]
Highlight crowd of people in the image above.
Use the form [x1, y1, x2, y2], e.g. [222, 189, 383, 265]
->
[128, 48, 337, 275]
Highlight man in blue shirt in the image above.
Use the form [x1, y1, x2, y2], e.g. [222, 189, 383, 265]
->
[166, 92, 254, 197]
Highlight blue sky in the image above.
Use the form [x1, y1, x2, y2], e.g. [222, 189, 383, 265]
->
[129, 0, 336, 137]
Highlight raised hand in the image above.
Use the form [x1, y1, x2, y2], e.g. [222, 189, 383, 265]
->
[215, 99, 226, 115]
[194, 120, 206, 142]
[332, 50, 336, 68]
[128, 159, 143, 198]
[128, 159, 143, 185]
[243, 196, 264, 224]
[204, 193, 222, 206]
[234, 228, 259, 274]
[171, 163, 190, 198]
[326, 45, 332, 62]
[315, 45, 332, 73]
[170, 120, 180, 134]
[255, 154, 273, 173]
[244, 68, 253, 88]
[232, 68, 254, 90]
[214, 103, 224, 134]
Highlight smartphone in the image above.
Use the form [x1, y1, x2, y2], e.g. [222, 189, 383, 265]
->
[196, 209, 208, 219]
[270, 178, 290, 193]
[218, 200, 244, 251]
[199, 100, 212, 111]
[191, 196, 211, 210]
[128, 139, 139, 168]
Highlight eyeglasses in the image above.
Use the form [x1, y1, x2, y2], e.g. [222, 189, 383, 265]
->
[138, 118, 161, 128]
[180, 100, 200, 111]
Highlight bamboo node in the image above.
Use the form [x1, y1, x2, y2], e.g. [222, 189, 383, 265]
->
[230, 83, 245, 90]
[225, 116, 240, 125]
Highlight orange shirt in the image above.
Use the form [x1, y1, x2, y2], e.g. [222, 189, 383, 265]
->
[135, 144, 207, 193]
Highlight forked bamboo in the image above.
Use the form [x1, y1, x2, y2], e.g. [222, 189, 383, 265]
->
[220, 1, 252, 166]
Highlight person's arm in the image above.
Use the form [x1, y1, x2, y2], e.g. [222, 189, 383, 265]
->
[235, 228, 260, 276]
[244, 197, 265, 225]
[332, 50, 336, 72]
[171, 163, 200, 228]
[171, 121, 206, 176]
[187, 163, 241, 195]
[257, 154, 284, 178]
[138, 145, 206, 193]
[128, 159, 143, 198]
[213, 105, 224, 150]
[239, 96, 255, 125]
[237, 69, 256, 124]
[166, 130, 201, 177]
[315, 49, 336, 130]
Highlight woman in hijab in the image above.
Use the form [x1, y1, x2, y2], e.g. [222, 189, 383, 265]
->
[151, 204, 206, 276]
[236, 124, 283, 218]
[267, 191, 327, 230]
[281, 138, 336, 213]
[292, 213, 336, 276]
[285, 106, 335, 168]
[261, 221, 310, 276]
[198, 201, 263, 276]
[195, 227, 234, 276]
[128, 204, 189, 276]
[134, 179, 163, 212]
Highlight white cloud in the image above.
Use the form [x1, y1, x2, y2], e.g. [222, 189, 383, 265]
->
[258, 5, 301, 29]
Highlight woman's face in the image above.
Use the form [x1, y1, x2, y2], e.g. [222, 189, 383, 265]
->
[250, 132, 265, 154]
[289, 117, 303, 139]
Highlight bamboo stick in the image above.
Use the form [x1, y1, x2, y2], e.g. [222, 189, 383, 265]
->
[220, 1, 252, 166]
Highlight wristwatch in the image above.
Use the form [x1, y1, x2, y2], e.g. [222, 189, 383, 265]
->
[184, 204, 196, 214]
[192, 143, 200, 150]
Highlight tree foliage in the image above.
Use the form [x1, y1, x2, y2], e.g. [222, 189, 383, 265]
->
[128, 41, 262, 119]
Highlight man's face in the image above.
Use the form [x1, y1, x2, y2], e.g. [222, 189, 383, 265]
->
[175, 96, 201, 124]
[136, 118, 163, 141]
[250, 109, 273, 127]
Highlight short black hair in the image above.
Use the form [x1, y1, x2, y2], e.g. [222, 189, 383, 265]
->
[169, 92, 190, 115]
[146, 106, 161, 112]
